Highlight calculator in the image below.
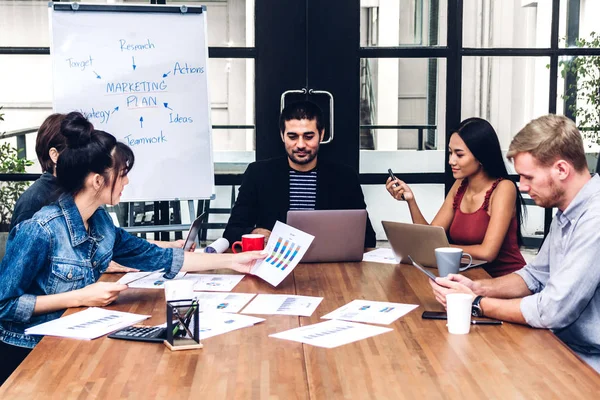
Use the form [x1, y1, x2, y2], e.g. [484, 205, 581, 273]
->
[108, 325, 167, 343]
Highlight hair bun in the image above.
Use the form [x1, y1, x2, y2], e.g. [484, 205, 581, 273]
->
[60, 111, 93, 149]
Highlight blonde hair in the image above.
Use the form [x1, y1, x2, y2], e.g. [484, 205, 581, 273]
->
[507, 115, 587, 172]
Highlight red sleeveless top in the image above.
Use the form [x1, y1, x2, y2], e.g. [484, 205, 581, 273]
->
[448, 178, 525, 277]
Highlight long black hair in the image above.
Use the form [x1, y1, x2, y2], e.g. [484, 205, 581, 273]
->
[56, 112, 134, 198]
[455, 117, 526, 245]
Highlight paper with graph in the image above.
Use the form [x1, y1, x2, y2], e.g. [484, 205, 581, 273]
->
[251, 221, 315, 287]
[321, 300, 419, 325]
[270, 319, 392, 348]
[25, 307, 149, 340]
[241, 294, 323, 316]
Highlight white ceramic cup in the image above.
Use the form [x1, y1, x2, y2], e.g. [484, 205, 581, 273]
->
[446, 293, 473, 334]
[164, 280, 194, 302]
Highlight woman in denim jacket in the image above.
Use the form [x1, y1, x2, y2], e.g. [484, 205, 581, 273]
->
[0, 112, 265, 384]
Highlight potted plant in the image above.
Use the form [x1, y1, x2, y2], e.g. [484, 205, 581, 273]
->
[0, 107, 34, 259]
[559, 32, 600, 173]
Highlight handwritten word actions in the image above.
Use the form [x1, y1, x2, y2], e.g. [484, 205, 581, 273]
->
[124, 131, 167, 147]
[127, 95, 157, 108]
[106, 80, 167, 94]
[78, 107, 117, 124]
[119, 39, 155, 52]
[169, 113, 193, 123]
[65, 56, 93, 71]
[173, 62, 204, 75]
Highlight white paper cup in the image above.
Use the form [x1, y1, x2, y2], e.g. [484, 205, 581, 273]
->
[164, 280, 194, 302]
[446, 293, 472, 334]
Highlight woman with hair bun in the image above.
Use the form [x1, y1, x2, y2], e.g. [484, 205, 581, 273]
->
[0, 112, 265, 383]
[386, 118, 526, 278]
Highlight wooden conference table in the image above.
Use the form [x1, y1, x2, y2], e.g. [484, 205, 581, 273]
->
[1, 261, 599, 399]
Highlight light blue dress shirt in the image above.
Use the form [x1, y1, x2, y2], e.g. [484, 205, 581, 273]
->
[516, 174, 600, 372]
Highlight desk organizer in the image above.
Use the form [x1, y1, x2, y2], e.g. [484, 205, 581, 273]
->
[164, 299, 203, 351]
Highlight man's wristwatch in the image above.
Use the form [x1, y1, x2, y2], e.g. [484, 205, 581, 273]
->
[472, 295, 484, 317]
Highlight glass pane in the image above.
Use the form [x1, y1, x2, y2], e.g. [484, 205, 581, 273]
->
[557, 55, 600, 171]
[168, 0, 255, 47]
[559, 0, 600, 48]
[0, 1, 255, 48]
[462, 0, 551, 48]
[360, 58, 446, 173]
[461, 56, 550, 152]
[0, 0, 50, 47]
[360, 0, 447, 47]
[207, 58, 255, 127]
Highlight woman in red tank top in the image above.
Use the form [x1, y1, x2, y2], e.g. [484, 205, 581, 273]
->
[385, 118, 525, 277]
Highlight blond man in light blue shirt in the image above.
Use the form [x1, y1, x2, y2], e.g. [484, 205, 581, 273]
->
[431, 114, 600, 372]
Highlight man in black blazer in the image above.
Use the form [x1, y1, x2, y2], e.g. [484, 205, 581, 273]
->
[223, 101, 376, 247]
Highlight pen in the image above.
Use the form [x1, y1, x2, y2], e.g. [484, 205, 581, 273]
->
[172, 299, 199, 337]
[471, 320, 502, 325]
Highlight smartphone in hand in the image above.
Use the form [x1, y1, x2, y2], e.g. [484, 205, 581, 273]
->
[388, 169, 399, 188]
[388, 169, 405, 200]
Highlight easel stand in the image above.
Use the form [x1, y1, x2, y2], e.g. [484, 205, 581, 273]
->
[164, 299, 203, 351]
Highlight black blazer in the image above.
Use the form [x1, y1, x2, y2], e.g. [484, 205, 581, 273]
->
[223, 156, 376, 247]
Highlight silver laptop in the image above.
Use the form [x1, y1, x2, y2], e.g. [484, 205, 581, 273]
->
[286, 210, 367, 263]
[381, 220, 486, 269]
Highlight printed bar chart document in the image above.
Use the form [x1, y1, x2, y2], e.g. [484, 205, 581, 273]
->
[270, 319, 392, 348]
[25, 308, 149, 340]
[321, 300, 419, 325]
[186, 274, 245, 292]
[241, 294, 323, 316]
[195, 292, 256, 313]
[251, 221, 315, 287]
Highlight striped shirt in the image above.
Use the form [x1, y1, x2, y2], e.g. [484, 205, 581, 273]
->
[289, 169, 317, 210]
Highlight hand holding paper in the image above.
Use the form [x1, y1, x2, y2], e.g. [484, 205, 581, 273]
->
[251, 221, 315, 287]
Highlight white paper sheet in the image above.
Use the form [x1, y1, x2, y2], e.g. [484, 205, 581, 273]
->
[161, 312, 265, 340]
[362, 248, 400, 265]
[321, 300, 419, 325]
[251, 221, 315, 287]
[198, 313, 265, 340]
[195, 292, 256, 313]
[25, 307, 149, 340]
[124, 271, 187, 289]
[116, 271, 155, 285]
[185, 273, 245, 292]
[269, 319, 392, 348]
[241, 294, 323, 316]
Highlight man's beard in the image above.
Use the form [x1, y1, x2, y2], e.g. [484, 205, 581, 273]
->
[533, 176, 565, 208]
[288, 149, 318, 165]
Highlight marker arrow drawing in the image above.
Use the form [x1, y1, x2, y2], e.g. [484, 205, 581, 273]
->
[163, 103, 173, 110]
[162, 71, 171, 78]
[93, 71, 101, 79]
[139, 116, 144, 128]
[132, 56, 136, 71]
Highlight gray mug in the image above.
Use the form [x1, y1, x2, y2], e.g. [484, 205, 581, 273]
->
[435, 247, 472, 277]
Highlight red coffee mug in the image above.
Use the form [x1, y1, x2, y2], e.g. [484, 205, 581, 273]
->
[232, 234, 265, 253]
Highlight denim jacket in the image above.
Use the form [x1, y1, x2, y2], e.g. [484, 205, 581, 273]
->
[0, 194, 184, 348]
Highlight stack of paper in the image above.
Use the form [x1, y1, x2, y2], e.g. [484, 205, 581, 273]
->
[25, 308, 149, 340]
